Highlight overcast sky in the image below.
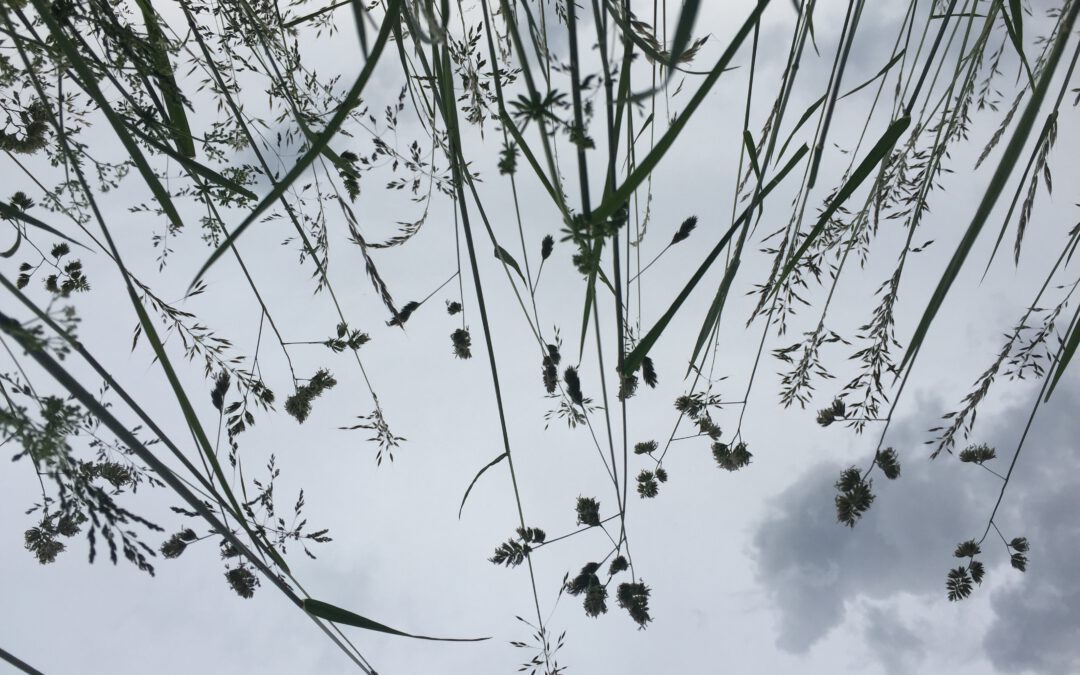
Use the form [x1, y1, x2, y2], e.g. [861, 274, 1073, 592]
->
[2, 1, 1079, 674]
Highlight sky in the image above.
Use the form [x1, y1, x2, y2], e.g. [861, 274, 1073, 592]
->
[2, 1, 1080, 674]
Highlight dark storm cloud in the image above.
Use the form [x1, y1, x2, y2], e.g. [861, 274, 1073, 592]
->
[751, 379, 1080, 672]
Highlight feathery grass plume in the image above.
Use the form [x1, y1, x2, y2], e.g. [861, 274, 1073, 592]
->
[565, 562, 602, 595]
[1008, 536, 1030, 572]
[225, 565, 259, 599]
[284, 369, 337, 424]
[816, 398, 846, 426]
[575, 497, 601, 527]
[670, 216, 698, 245]
[451, 328, 472, 359]
[946, 567, 973, 601]
[490, 539, 530, 567]
[641, 356, 658, 388]
[541, 235, 554, 260]
[655, 467, 668, 483]
[969, 560, 986, 584]
[712, 441, 751, 472]
[491, 527, 546, 567]
[542, 343, 561, 393]
[959, 443, 997, 464]
[211, 371, 230, 412]
[564, 562, 607, 616]
[82, 460, 134, 489]
[446, 300, 462, 315]
[618, 373, 638, 400]
[498, 142, 518, 175]
[24, 523, 65, 564]
[323, 323, 370, 352]
[834, 467, 875, 527]
[387, 300, 420, 327]
[0, 98, 50, 155]
[616, 582, 652, 628]
[875, 448, 901, 479]
[160, 529, 196, 559]
[608, 556, 628, 576]
[542, 360, 558, 394]
[636, 470, 659, 498]
[584, 584, 608, 617]
[516, 527, 546, 544]
[696, 414, 722, 441]
[563, 366, 584, 406]
[634, 440, 658, 455]
[54, 512, 85, 537]
[954, 540, 981, 558]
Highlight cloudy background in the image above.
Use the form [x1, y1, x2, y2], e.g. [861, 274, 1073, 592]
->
[2, 1, 1079, 674]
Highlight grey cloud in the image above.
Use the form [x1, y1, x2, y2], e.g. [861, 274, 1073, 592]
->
[981, 384, 1080, 674]
[863, 605, 925, 675]
[752, 393, 982, 653]
[751, 380, 1080, 673]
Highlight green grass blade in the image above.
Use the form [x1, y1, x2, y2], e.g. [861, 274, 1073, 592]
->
[0, 200, 90, 250]
[669, 0, 702, 69]
[1000, 0, 1035, 88]
[898, 0, 1079, 378]
[494, 245, 527, 284]
[1, 228, 20, 258]
[743, 131, 762, 180]
[458, 452, 508, 518]
[686, 257, 741, 376]
[133, 0, 195, 157]
[0, 644, 46, 675]
[1045, 299, 1080, 400]
[303, 599, 489, 641]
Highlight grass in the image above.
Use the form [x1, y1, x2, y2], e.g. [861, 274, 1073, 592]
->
[1, 0, 1079, 672]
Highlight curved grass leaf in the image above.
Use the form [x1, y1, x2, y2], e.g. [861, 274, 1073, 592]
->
[0, 200, 89, 250]
[687, 256, 740, 376]
[458, 452, 508, 518]
[133, 0, 195, 157]
[495, 246, 527, 284]
[1045, 300, 1080, 401]
[1, 228, 20, 258]
[303, 599, 489, 642]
